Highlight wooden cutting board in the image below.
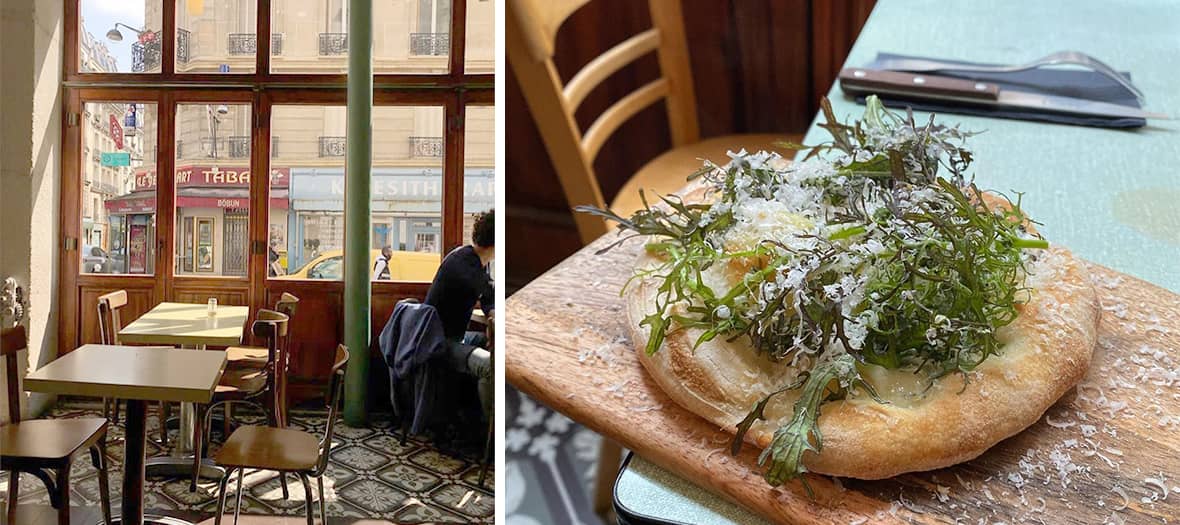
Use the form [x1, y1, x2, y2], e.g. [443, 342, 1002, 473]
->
[505, 227, 1180, 524]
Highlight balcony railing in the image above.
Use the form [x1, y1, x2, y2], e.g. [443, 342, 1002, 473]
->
[227, 33, 285, 56]
[409, 33, 449, 56]
[193, 137, 251, 159]
[93, 181, 120, 195]
[408, 136, 444, 158]
[319, 136, 347, 157]
[319, 33, 348, 56]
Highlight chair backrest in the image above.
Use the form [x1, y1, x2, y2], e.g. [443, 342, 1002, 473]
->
[96, 290, 129, 345]
[275, 292, 299, 317]
[507, 0, 700, 242]
[251, 308, 289, 364]
[315, 344, 350, 475]
[1, 325, 27, 424]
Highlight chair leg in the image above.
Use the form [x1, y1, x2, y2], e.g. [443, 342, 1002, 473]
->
[6, 471, 18, 525]
[113, 399, 121, 424]
[298, 473, 314, 525]
[190, 405, 205, 492]
[233, 468, 245, 525]
[90, 443, 113, 525]
[54, 464, 71, 525]
[593, 440, 624, 519]
[214, 467, 233, 525]
[103, 397, 112, 421]
[159, 401, 171, 446]
[316, 475, 327, 525]
[478, 417, 493, 488]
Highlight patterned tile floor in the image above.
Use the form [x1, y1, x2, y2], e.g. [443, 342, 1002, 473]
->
[0, 400, 493, 523]
[506, 386, 616, 525]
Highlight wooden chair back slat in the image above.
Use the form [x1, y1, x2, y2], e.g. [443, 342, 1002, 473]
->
[96, 290, 128, 345]
[1, 325, 28, 423]
[507, 0, 700, 243]
[563, 29, 661, 110]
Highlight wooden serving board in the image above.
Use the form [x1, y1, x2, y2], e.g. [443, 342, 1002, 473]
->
[506, 229, 1180, 524]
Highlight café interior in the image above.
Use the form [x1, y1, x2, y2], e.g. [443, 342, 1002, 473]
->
[0, 0, 495, 523]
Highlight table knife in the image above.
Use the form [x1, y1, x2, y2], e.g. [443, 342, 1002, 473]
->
[837, 68, 1170, 120]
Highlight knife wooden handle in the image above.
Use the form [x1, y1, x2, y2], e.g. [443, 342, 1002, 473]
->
[838, 68, 1000, 101]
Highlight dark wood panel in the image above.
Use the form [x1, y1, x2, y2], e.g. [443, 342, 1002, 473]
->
[264, 280, 430, 403]
[506, 0, 876, 290]
[76, 285, 156, 348]
[171, 285, 250, 307]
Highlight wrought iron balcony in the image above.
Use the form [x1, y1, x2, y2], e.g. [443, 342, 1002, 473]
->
[409, 136, 444, 158]
[93, 181, 120, 195]
[319, 136, 347, 157]
[131, 38, 160, 72]
[409, 33, 449, 56]
[319, 33, 348, 56]
[227, 33, 285, 56]
[198, 137, 251, 159]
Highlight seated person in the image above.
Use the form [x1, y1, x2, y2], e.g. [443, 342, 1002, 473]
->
[424, 210, 494, 421]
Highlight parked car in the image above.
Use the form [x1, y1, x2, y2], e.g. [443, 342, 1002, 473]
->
[275, 249, 440, 281]
[81, 245, 112, 273]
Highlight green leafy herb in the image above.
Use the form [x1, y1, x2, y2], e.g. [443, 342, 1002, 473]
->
[579, 96, 1047, 489]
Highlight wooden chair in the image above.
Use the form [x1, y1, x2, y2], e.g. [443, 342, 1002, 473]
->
[190, 309, 290, 495]
[96, 290, 173, 445]
[508, 0, 805, 243]
[221, 293, 299, 436]
[211, 345, 350, 525]
[1, 325, 113, 525]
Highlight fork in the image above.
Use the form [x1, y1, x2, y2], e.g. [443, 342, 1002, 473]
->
[875, 51, 1145, 102]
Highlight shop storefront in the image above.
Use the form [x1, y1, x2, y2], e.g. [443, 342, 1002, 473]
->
[104, 165, 290, 276]
[284, 167, 494, 272]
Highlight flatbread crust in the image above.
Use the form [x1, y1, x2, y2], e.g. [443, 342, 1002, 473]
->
[626, 190, 1100, 480]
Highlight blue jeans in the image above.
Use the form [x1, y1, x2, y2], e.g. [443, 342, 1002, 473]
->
[445, 331, 492, 421]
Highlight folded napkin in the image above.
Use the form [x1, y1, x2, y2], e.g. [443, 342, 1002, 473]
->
[857, 52, 1145, 129]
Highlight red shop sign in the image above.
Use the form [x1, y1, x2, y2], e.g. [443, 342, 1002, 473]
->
[109, 114, 123, 150]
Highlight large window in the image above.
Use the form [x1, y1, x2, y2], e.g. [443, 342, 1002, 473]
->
[79, 0, 164, 73]
[80, 101, 159, 274]
[64, 0, 492, 352]
[268, 105, 449, 282]
[463, 105, 494, 243]
[174, 103, 253, 276]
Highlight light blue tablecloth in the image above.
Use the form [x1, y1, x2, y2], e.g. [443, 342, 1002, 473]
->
[615, 0, 1180, 522]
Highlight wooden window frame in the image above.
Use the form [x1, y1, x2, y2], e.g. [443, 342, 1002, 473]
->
[59, 0, 493, 358]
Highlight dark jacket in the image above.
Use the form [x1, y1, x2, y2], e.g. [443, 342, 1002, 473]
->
[378, 301, 449, 435]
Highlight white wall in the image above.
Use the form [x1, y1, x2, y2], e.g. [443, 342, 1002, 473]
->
[0, 0, 64, 420]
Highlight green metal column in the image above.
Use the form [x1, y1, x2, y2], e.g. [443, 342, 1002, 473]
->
[342, 0, 373, 426]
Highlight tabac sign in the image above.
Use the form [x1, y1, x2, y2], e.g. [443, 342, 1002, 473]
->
[134, 166, 290, 191]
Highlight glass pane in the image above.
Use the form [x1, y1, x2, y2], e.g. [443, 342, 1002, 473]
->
[270, 0, 450, 74]
[465, 0, 493, 74]
[79, 0, 164, 73]
[176, 0, 258, 74]
[268, 105, 346, 280]
[82, 102, 158, 274]
[174, 103, 252, 276]
[268, 105, 444, 281]
[463, 105, 494, 244]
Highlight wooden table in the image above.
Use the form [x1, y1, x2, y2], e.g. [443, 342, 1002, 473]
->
[25, 345, 226, 525]
[118, 302, 248, 479]
[119, 302, 249, 348]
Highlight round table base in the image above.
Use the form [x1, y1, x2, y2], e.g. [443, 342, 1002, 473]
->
[144, 457, 225, 480]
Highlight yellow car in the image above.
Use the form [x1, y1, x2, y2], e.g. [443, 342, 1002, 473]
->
[275, 249, 440, 281]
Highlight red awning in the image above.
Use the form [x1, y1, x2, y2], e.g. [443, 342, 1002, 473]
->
[104, 187, 289, 214]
